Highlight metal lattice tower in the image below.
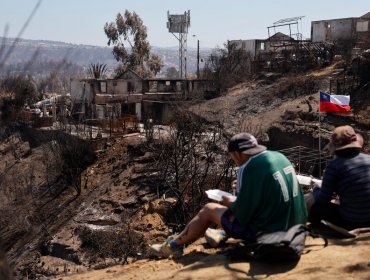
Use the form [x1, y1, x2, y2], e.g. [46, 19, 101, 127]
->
[268, 16, 305, 42]
[167, 10, 191, 79]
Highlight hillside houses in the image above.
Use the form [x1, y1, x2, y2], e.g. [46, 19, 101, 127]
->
[311, 12, 370, 57]
[69, 11, 369, 126]
[228, 12, 370, 72]
[70, 69, 215, 124]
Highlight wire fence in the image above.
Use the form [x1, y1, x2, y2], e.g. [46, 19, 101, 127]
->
[278, 146, 332, 178]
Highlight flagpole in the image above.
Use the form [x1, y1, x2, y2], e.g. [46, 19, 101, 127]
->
[319, 111, 322, 178]
[318, 91, 350, 179]
[318, 91, 323, 179]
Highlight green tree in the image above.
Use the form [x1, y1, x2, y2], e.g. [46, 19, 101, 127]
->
[104, 10, 163, 78]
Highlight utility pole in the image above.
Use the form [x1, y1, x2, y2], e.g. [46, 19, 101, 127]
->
[196, 39, 200, 79]
[193, 35, 200, 79]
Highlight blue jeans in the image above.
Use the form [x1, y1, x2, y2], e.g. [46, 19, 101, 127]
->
[221, 208, 256, 242]
[311, 202, 370, 230]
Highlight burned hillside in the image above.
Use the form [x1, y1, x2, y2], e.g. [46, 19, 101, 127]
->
[0, 112, 234, 278]
[1, 5, 370, 279]
[0, 56, 370, 279]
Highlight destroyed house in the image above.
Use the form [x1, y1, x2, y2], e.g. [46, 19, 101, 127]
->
[228, 39, 266, 60]
[228, 32, 299, 72]
[265, 32, 296, 52]
[70, 69, 215, 123]
[311, 12, 370, 54]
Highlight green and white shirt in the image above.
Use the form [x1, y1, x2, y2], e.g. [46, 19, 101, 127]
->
[229, 151, 307, 233]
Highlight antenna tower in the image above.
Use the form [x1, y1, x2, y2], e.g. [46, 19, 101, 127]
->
[167, 10, 191, 78]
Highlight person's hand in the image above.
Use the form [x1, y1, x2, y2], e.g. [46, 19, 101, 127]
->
[222, 195, 236, 207]
[304, 192, 315, 213]
[231, 179, 237, 195]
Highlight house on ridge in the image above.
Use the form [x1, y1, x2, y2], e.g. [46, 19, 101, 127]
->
[70, 69, 215, 124]
[311, 12, 370, 57]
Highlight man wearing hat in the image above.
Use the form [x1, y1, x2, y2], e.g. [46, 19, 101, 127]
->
[150, 133, 307, 258]
[309, 125, 370, 229]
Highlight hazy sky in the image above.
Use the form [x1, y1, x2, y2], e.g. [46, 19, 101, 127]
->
[0, 0, 369, 48]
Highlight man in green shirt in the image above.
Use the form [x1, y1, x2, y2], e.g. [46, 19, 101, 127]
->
[150, 132, 308, 258]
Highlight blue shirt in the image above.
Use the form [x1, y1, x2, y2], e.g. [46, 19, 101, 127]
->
[313, 151, 370, 223]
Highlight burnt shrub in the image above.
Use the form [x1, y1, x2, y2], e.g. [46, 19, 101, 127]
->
[75, 224, 145, 266]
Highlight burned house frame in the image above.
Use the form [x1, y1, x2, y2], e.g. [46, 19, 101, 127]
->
[228, 13, 370, 73]
[70, 69, 215, 125]
[311, 12, 370, 59]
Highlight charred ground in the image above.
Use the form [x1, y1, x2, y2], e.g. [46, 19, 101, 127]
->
[0, 63, 369, 279]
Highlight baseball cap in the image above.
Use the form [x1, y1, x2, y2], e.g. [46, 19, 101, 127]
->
[228, 133, 266, 155]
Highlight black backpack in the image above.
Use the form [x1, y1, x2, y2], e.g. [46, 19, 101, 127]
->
[245, 224, 327, 262]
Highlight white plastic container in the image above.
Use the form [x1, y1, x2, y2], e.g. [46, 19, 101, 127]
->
[205, 189, 233, 202]
[297, 175, 312, 186]
[297, 175, 322, 187]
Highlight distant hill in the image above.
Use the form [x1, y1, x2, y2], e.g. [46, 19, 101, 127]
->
[0, 37, 212, 74]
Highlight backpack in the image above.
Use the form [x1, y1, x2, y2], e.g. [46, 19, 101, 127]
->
[246, 224, 327, 262]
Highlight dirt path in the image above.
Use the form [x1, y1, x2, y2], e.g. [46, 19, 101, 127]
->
[57, 234, 370, 280]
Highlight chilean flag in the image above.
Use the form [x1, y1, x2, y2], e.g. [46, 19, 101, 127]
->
[319, 91, 351, 113]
